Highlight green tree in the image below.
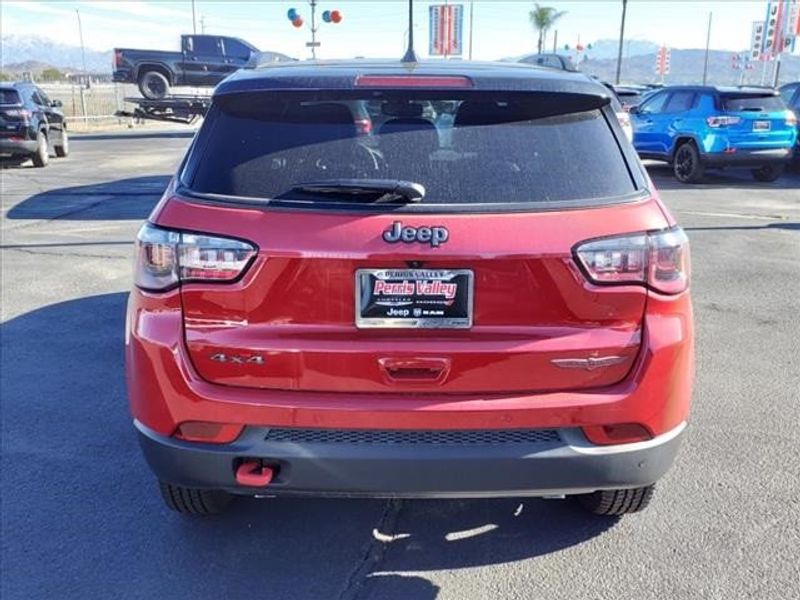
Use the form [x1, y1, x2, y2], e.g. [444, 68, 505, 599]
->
[0, 71, 12, 81]
[40, 68, 64, 81]
[529, 3, 567, 54]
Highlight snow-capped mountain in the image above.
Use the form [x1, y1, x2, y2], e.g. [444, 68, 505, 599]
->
[2, 34, 113, 73]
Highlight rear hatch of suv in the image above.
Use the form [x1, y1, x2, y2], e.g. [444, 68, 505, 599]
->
[0, 88, 26, 139]
[167, 80, 668, 395]
[719, 91, 796, 150]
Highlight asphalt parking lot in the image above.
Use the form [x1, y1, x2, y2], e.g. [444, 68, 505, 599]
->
[1, 130, 799, 600]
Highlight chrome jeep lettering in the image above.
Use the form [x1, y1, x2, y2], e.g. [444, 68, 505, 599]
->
[382, 221, 449, 247]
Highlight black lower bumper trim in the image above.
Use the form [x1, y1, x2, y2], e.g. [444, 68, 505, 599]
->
[135, 421, 685, 498]
[702, 148, 792, 167]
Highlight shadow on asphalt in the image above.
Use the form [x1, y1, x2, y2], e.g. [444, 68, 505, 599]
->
[646, 163, 800, 191]
[1, 292, 617, 599]
[72, 131, 196, 141]
[6, 175, 170, 221]
[684, 222, 800, 232]
[0, 156, 31, 169]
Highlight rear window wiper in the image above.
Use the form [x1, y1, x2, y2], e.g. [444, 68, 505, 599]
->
[291, 179, 425, 204]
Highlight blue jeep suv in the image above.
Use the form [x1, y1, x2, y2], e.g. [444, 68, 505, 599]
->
[630, 86, 797, 183]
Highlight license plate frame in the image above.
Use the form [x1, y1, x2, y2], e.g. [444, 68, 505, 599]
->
[355, 269, 474, 329]
[753, 120, 771, 132]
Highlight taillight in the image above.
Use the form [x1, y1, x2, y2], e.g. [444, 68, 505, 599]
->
[706, 115, 742, 128]
[574, 227, 690, 294]
[134, 223, 257, 291]
[3, 108, 30, 121]
[114, 50, 123, 68]
[786, 110, 797, 127]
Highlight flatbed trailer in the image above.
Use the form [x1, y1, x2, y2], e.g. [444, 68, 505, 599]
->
[116, 96, 212, 124]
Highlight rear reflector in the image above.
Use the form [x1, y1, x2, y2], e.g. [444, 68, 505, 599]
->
[174, 422, 244, 443]
[574, 227, 690, 295]
[583, 423, 653, 445]
[355, 75, 473, 88]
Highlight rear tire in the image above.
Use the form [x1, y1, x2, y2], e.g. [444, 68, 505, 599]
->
[31, 131, 49, 168]
[138, 70, 170, 100]
[577, 484, 655, 516]
[54, 129, 69, 158]
[158, 481, 233, 515]
[672, 142, 704, 183]
[751, 164, 784, 182]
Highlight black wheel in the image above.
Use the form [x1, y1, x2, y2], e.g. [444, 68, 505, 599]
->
[672, 142, 704, 183]
[158, 481, 233, 515]
[751, 164, 784, 182]
[138, 70, 170, 100]
[576, 485, 655, 516]
[31, 130, 49, 168]
[54, 129, 69, 158]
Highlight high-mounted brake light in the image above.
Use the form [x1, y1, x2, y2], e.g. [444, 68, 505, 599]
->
[706, 115, 741, 128]
[354, 75, 473, 88]
[134, 223, 257, 291]
[574, 227, 690, 295]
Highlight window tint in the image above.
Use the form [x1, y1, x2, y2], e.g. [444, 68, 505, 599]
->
[224, 39, 252, 59]
[0, 89, 21, 104]
[664, 91, 695, 112]
[191, 36, 221, 55]
[721, 95, 786, 112]
[35, 88, 51, 106]
[187, 93, 636, 209]
[639, 92, 668, 114]
[779, 85, 798, 107]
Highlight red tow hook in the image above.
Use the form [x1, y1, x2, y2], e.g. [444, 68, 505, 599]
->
[235, 460, 274, 487]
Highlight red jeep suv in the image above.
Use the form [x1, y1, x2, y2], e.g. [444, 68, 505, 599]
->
[126, 61, 693, 516]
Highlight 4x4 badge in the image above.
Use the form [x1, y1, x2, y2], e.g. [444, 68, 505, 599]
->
[210, 353, 265, 365]
[382, 221, 449, 247]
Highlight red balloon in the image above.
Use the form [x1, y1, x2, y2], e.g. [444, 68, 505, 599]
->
[331, 10, 342, 23]
[292, 17, 304, 28]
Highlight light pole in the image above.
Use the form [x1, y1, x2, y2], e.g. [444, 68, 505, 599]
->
[192, 0, 197, 34]
[468, 0, 474, 60]
[614, 0, 627, 85]
[702, 12, 712, 85]
[75, 9, 88, 85]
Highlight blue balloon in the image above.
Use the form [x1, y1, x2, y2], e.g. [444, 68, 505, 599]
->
[322, 10, 331, 23]
[287, 8, 298, 21]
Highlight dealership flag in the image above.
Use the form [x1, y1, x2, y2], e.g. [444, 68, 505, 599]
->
[655, 46, 671, 75]
[750, 21, 766, 60]
[429, 4, 464, 56]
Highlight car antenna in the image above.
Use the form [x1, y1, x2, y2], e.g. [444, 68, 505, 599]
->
[401, 0, 418, 63]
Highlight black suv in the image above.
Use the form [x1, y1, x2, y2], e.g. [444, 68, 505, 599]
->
[0, 82, 68, 167]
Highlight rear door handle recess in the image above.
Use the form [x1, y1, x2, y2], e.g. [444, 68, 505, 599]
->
[379, 357, 451, 383]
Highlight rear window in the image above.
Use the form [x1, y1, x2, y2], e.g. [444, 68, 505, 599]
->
[186, 92, 637, 210]
[0, 89, 21, 105]
[722, 94, 786, 112]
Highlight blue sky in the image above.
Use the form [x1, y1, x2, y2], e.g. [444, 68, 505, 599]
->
[2, 1, 780, 59]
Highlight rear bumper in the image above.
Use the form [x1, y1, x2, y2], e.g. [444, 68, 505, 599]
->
[702, 147, 793, 167]
[112, 69, 134, 83]
[0, 137, 37, 155]
[136, 420, 686, 498]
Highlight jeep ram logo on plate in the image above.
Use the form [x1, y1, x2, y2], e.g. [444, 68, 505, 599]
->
[383, 221, 449, 247]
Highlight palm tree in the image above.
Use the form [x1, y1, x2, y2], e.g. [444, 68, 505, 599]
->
[529, 3, 567, 54]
